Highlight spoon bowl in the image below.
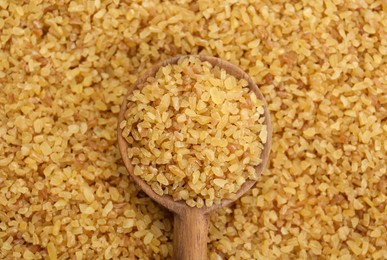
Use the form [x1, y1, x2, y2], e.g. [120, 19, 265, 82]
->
[118, 55, 272, 259]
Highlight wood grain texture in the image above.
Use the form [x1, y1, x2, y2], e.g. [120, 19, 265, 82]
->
[173, 209, 209, 260]
[117, 55, 272, 259]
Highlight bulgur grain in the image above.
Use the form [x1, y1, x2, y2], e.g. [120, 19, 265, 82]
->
[0, 0, 385, 259]
[120, 56, 267, 207]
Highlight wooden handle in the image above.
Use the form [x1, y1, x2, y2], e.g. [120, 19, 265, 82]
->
[173, 209, 209, 260]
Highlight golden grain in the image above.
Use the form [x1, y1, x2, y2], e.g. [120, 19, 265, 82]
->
[0, 0, 385, 258]
[121, 57, 266, 207]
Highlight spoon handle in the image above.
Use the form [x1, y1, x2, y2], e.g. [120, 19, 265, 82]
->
[173, 209, 209, 260]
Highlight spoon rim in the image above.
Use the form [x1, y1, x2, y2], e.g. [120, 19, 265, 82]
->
[117, 55, 272, 215]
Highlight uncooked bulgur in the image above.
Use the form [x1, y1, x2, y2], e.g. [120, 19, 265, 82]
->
[0, 0, 386, 259]
[120, 56, 267, 208]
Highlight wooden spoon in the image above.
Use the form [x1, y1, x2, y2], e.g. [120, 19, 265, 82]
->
[117, 55, 272, 260]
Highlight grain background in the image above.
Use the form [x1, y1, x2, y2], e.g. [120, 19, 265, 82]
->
[0, 0, 386, 259]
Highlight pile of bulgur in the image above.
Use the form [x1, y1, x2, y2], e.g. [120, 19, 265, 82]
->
[0, 0, 385, 259]
[120, 56, 267, 208]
